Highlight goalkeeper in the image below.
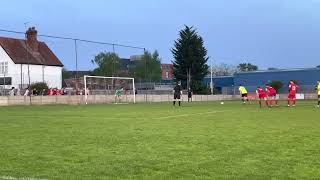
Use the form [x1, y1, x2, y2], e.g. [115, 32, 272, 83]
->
[115, 87, 123, 103]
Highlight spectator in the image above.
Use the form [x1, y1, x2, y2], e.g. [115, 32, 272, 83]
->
[9, 87, 15, 96]
[16, 88, 21, 96]
[48, 88, 53, 96]
[32, 88, 38, 96]
[24, 88, 30, 96]
[60, 88, 65, 95]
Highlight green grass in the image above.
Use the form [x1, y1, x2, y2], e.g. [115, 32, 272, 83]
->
[0, 101, 320, 179]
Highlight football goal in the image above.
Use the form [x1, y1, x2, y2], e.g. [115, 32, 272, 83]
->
[84, 75, 136, 104]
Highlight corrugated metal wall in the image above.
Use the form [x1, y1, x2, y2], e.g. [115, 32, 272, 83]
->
[234, 68, 320, 93]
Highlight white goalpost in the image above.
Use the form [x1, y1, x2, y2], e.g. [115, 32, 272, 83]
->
[84, 75, 136, 104]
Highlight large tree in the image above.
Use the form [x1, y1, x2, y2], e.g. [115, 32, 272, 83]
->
[172, 25, 209, 91]
[129, 50, 162, 82]
[91, 52, 122, 76]
[237, 63, 258, 72]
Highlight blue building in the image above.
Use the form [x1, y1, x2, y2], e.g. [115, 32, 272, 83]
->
[204, 68, 320, 94]
[203, 76, 234, 92]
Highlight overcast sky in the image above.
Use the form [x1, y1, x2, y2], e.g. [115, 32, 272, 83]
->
[1, 0, 320, 70]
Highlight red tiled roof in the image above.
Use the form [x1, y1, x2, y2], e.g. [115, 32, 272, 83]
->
[0, 37, 63, 67]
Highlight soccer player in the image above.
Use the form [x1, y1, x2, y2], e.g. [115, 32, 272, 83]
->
[256, 86, 269, 108]
[173, 82, 182, 106]
[187, 88, 193, 102]
[316, 80, 320, 108]
[115, 87, 123, 104]
[266, 85, 279, 107]
[287, 80, 299, 107]
[239, 84, 248, 104]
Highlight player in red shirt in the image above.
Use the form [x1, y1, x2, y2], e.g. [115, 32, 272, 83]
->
[256, 86, 269, 108]
[287, 80, 299, 107]
[266, 85, 278, 107]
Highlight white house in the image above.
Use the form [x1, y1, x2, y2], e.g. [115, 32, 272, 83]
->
[0, 27, 63, 89]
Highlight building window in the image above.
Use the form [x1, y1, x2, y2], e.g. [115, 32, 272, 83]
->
[0, 62, 8, 74]
[0, 77, 12, 85]
[166, 72, 169, 79]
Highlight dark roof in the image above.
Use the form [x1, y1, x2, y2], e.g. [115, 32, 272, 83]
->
[0, 37, 63, 67]
[235, 68, 320, 74]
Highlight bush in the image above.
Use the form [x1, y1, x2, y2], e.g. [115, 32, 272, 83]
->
[29, 82, 49, 95]
[192, 81, 212, 95]
[268, 80, 283, 91]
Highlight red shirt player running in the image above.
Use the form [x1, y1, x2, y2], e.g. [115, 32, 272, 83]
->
[266, 85, 278, 107]
[287, 81, 299, 107]
[256, 86, 269, 108]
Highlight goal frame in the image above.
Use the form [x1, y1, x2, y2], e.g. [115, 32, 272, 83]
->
[84, 75, 136, 104]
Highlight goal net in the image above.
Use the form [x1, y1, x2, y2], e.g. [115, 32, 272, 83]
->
[84, 75, 136, 104]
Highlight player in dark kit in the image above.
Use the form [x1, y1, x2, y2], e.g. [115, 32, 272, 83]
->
[173, 82, 183, 106]
[187, 88, 193, 102]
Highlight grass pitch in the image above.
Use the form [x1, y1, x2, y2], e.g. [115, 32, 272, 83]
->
[0, 101, 320, 179]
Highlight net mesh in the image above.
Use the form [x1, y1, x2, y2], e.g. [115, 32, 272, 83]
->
[65, 76, 135, 103]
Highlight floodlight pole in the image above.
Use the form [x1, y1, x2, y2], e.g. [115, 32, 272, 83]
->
[133, 78, 136, 103]
[210, 58, 213, 95]
[84, 75, 87, 104]
[74, 39, 78, 79]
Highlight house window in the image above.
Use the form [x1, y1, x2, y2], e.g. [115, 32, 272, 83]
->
[0, 62, 8, 74]
[166, 71, 169, 79]
[0, 77, 12, 85]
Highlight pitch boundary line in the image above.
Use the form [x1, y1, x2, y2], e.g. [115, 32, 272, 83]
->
[5, 111, 231, 120]
[153, 110, 230, 120]
[0, 176, 47, 180]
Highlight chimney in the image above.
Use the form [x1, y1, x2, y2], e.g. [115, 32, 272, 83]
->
[26, 27, 38, 51]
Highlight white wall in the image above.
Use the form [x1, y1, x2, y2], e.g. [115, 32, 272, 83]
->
[0, 45, 16, 89]
[0, 45, 62, 89]
[12, 64, 62, 89]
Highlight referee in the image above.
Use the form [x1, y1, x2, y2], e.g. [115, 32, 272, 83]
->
[173, 81, 183, 106]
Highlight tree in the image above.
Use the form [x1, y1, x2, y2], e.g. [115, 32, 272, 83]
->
[268, 80, 283, 91]
[62, 68, 72, 88]
[237, 63, 258, 72]
[212, 63, 237, 76]
[30, 82, 49, 95]
[267, 67, 279, 71]
[129, 50, 162, 82]
[62, 68, 72, 80]
[91, 52, 122, 77]
[172, 25, 209, 92]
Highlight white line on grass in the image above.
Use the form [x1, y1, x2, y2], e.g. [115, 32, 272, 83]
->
[0, 176, 47, 180]
[153, 110, 230, 120]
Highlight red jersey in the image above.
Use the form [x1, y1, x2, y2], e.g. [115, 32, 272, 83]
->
[256, 87, 266, 96]
[289, 83, 299, 94]
[266, 86, 276, 96]
[48, 89, 53, 96]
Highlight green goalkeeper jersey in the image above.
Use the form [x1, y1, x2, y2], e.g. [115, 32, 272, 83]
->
[115, 89, 121, 97]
